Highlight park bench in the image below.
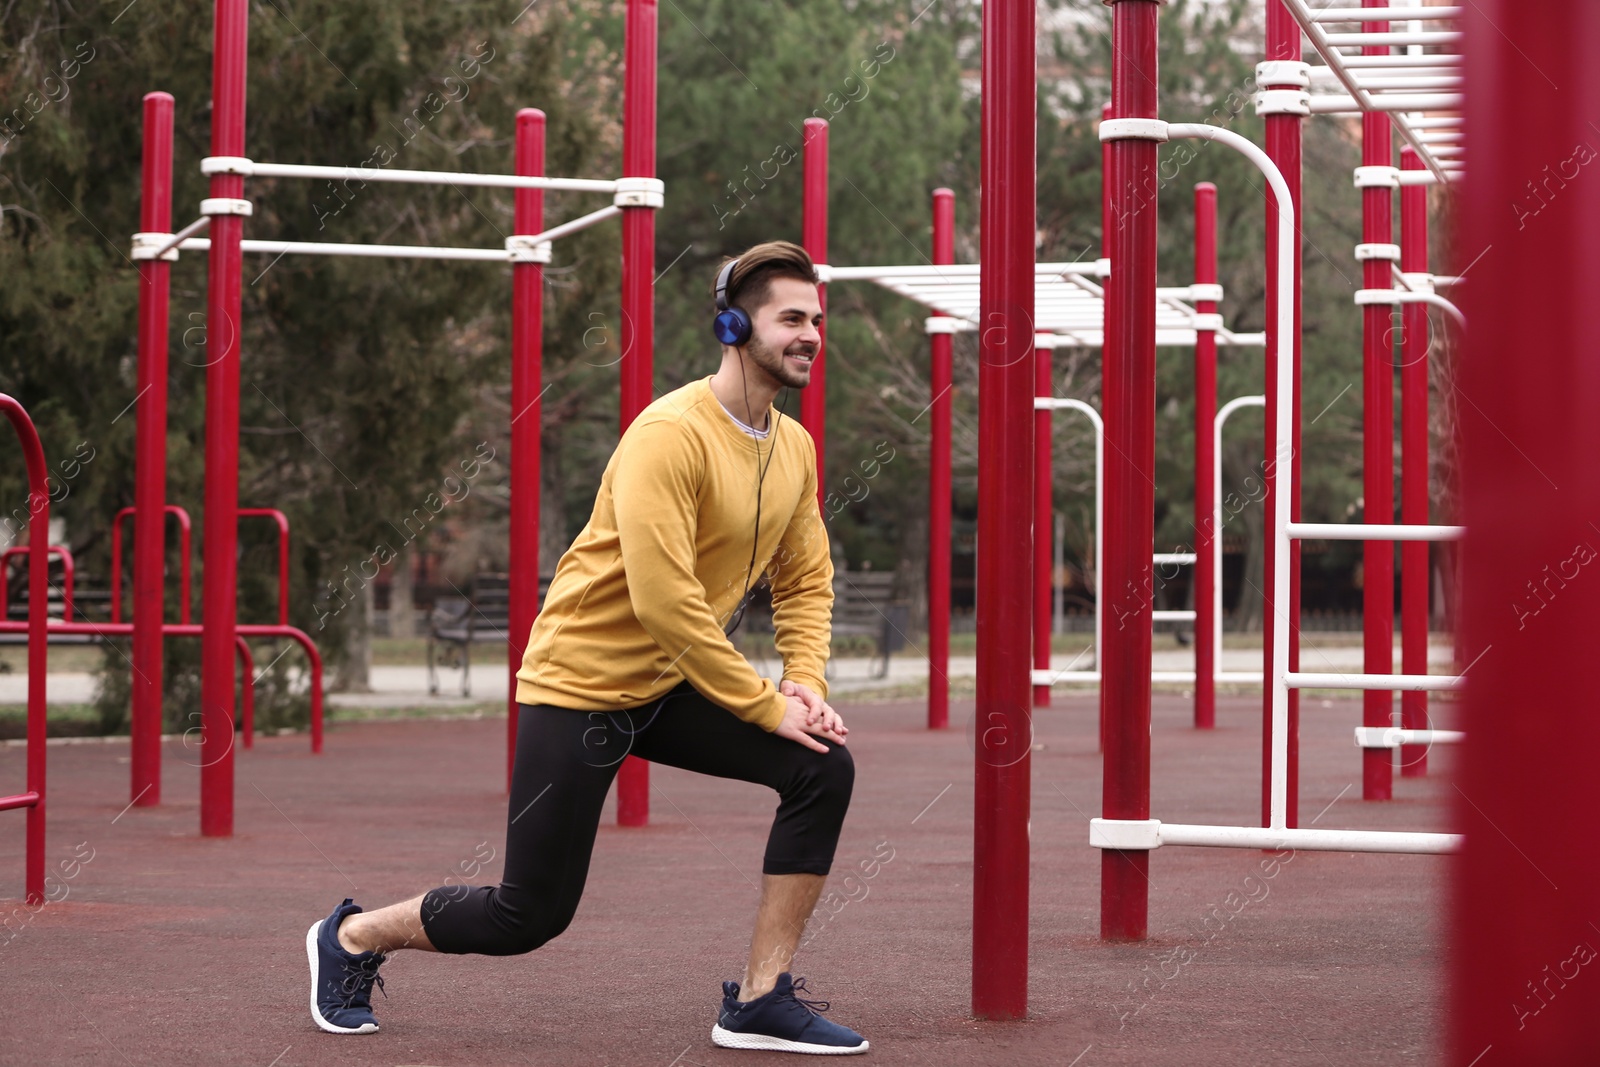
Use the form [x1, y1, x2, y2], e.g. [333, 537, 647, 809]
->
[427, 573, 550, 697]
[828, 569, 909, 680]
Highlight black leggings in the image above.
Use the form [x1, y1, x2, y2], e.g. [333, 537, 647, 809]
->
[418, 683, 855, 956]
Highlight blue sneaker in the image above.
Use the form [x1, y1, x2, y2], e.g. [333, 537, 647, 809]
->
[305, 898, 387, 1034]
[712, 973, 869, 1055]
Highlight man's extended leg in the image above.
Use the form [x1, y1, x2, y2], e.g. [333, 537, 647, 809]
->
[337, 894, 438, 955]
[741, 873, 825, 1000]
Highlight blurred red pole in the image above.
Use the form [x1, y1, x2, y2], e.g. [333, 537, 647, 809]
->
[134, 90, 174, 809]
[200, 0, 249, 836]
[802, 118, 828, 501]
[616, 0, 657, 827]
[1398, 146, 1429, 778]
[928, 188, 954, 732]
[1452, 3, 1600, 1058]
[1192, 182, 1217, 730]
[1360, 0, 1395, 802]
[510, 109, 546, 791]
[972, 0, 1035, 1018]
[1100, 0, 1160, 944]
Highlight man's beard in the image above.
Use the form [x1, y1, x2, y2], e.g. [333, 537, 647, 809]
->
[745, 332, 814, 390]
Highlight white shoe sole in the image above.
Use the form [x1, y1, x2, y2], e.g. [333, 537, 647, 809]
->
[711, 1024, 868, 1055]
[306, 919, 380, 1035]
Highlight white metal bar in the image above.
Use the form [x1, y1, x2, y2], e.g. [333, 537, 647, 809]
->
[1323, 30, 1461, 47]
[1036, 397, 1104, 675]
[1288, 521, 1464, 542]
[826, 262, 1103, 281]
[1288, 671, 1463, 692]
[1032, 669, 1100, 685]
[1214, 393, 1268, 696]
[1167, 123, 1295, 831]
[526, 205, 622, 245]
[1308, 6, 1461, 21]
[242, 161, 620, 194]
[1151, 610, 1196, 622]
[1355, 726, 1466, 749]
[1341, 53, 1462, 68]
[1155, 823, 1461, 854]
[152, 216, 212, 259]
[1151, 552, 1196, 565]
[179, 237, 508, 262]
[1308, 93, 1464, 114]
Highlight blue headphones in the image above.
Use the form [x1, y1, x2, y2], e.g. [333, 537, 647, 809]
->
[712, 258, 753, 346]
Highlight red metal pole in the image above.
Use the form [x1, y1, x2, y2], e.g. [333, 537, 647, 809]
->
[0, 395, 49, 903]
[134, 90, 173, 809]
[928, 188, 954, 732]
[1099, 0, 1159, 945]
[200, 0, 249, 836]
[1033, 336, 1052, 708]
[616, 0, 657, 828]
[1398, 146, 1429, 777]
[1262, 0, 1304, 827]
[1193, 182, 1218, 730]
[1360, 0, 1395, 803]
[510, 108, 545, 791]
[1098, 101, 1114, 756]
[1453, 5, 1600, 1057]
[802, 118, 829, 501]
[971, 0, 1035, 1019]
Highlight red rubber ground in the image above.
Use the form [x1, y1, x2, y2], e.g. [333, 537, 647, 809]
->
[0, 692, 1452, 1065]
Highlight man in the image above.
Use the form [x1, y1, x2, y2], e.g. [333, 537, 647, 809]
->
[305, 241, 868, 1055]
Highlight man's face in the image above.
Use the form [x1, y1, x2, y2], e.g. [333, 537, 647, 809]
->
[742, 277, 824, 390]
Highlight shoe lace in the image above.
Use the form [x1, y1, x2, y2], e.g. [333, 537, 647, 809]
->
[788, 976, 830, 1014]
[337, 954, 387, 1008]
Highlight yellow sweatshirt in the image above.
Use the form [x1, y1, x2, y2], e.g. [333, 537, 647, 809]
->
[515, 375, 833, 731]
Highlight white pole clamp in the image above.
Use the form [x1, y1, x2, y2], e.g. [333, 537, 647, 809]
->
[201, 155, 255, 176]
[1033, 333, 1060, 350]
[1188, 282, 1224, 303]
[505, 235, 554, 264]
[1254, 89, 1311, 117]
[1256, 60, 1311, 88]
[200, 198, 253, 217]
[1192, 312, 1225, 332]
[131, 232, 181, 262]
[1354, 166, 1402, 189]
[813, 263, 833, 285]
[1098, 118, 1169, 143]
[1094, 257, 1112, 276]
[1355, 243, 1402, 262]
[613, 177, 665, 209]
[1089, 818, 1163, 850]
[1354, 288, 1402, 306]
[924, 317, 966, 335]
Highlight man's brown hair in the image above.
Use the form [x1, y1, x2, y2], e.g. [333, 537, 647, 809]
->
[716, 240, 819, 317]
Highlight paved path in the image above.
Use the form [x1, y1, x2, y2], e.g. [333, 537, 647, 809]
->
[3, 641, 1455, 708]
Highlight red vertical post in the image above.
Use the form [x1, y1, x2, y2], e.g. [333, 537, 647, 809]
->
[133, 91, 174, 808]
[928, 188, 954, 732]
[1453, 5, 1600, 1058]
[972, 0, 1035, 1019]
[1098, 101, 1114, 756]
[1398, 147, 1429, 777]
[1360, 0, 1395, 802]
[1261, 0, 1304, 826]
[200, 0, 249, 837]
[510, 109, 545, 790]
[1033, 335, 1053, 707]
[802, 118, 829, 500]
[615, 0, 658, 828]
[1192, 182, 1218, 730]
[1099, 0, 1160, 945]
